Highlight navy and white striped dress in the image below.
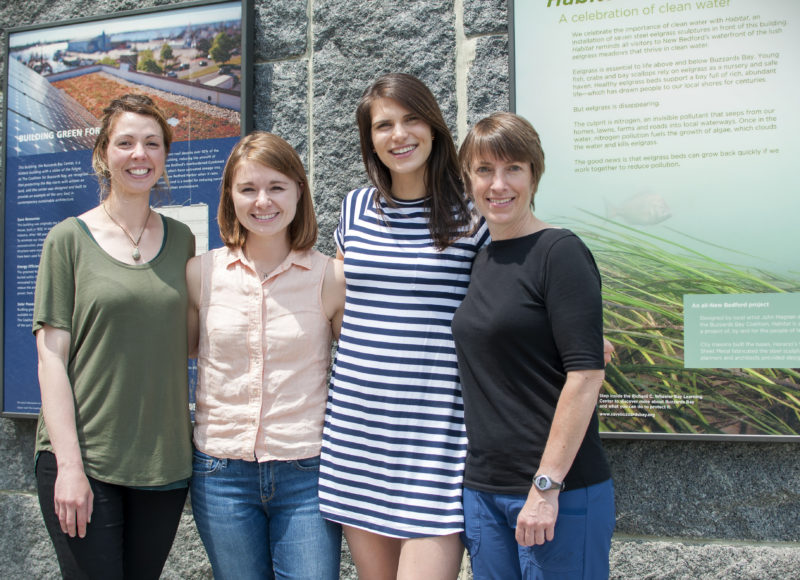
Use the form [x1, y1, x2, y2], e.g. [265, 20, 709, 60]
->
[319, 187, 489, 538]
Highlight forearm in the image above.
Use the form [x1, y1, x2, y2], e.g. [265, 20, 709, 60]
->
[515, 369, 605, 545]
[187, 306, 199, 358]
[37, 326, 94, 537]
[323, 257, 346, 339]
[536, 369, 604, 482]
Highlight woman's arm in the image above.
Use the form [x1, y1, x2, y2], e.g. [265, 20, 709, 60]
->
[322, 256, 346, 339]
[186, 256, 201, 358]
[514, 368, 605, 547]
[36, 325, 94, 539]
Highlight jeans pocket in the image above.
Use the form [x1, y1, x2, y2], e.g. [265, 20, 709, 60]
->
[523, 513, 584, 574]
[192, 449, 226, 475]
[292, 455, 321, 471]
[462, 489, 482, 559]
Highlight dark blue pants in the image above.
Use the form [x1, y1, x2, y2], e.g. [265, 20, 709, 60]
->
[463, 479, 615, 580]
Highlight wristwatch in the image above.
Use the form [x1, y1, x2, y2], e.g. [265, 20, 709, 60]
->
[533, 474, 564, 492]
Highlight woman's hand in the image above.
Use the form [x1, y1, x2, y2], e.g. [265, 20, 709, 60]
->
[54, 463, 94, 538]
[603, 337, 615, 365]
[515, 487, 559, 546]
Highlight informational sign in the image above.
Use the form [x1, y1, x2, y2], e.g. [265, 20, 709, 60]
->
[684, 293, 799, 368]
[2, 0, 254, 416]
[512, 0, 799, 438]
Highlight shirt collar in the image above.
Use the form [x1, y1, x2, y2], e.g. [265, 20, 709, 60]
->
[223, 245, 314, 279]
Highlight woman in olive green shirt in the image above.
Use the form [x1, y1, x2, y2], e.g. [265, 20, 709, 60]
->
[33, 94, 194, 579]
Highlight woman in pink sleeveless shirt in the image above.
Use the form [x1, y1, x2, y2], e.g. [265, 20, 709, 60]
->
[186, 132, 345, 579]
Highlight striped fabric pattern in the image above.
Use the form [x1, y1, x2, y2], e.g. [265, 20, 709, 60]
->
[319, 187, 489, 538]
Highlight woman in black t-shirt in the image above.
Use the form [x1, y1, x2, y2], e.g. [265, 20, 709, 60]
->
[452, 112, 615, 580]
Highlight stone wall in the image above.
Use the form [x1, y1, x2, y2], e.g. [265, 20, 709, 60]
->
[1, 1, 798, 578]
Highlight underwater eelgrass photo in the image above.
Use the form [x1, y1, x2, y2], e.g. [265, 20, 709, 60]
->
[572, 213, 800, 437]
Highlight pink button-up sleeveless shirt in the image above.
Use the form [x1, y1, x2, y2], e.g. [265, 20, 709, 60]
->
[193, 246, 333, 461]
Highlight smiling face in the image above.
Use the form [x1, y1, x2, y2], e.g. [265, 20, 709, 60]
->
[468, 156, 537, 240]
[105, 112, 166, 199]
[231, 161, 301, 242]
[369, 97, 433, 198]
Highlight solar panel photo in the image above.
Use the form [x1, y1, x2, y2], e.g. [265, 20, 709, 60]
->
[6, 57, 99, 157]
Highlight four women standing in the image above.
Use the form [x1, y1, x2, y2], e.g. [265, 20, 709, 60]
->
[33, 80, 613, 579]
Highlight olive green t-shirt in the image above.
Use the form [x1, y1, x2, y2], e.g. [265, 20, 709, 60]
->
[33, 215, 194, 487]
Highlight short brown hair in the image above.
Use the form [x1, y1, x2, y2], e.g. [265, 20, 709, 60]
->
[92, 93, 173, 200]
[459, 112, 546, 208]
[218, 131, 317, 250]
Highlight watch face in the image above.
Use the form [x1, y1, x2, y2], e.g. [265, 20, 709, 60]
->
[535, 476, 549, 490]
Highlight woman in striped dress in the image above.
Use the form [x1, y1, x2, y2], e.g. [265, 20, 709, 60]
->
[318, 73, 489, 579]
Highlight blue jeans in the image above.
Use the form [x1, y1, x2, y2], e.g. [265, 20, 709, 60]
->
[190, 450, 341, 580]
[463, 479, 615, 580]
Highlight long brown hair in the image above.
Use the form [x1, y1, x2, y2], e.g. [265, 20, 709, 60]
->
[356, 73, 472, 250]
[218, 131, 317, 251]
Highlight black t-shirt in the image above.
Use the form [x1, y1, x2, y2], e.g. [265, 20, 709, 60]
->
[452, 228, 611, 494]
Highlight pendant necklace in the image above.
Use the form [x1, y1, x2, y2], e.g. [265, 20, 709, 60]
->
[102, 202, 152, 261]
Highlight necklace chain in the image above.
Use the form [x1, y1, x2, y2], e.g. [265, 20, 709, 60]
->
[102, 202, 151, 261]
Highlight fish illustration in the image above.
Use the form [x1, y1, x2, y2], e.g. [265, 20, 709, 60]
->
[606, 192, 671, 226]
